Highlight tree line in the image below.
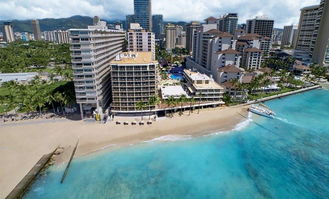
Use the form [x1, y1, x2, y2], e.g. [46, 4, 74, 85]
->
[0, 77, 75, 115]
[0, 40, 71, 73]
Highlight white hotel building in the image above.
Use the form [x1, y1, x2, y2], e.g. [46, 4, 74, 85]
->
[127, 23, 155, 60]
[44, 30, 70, 44]
[69, 20, 126, 118]
[187, 29, 241, 84]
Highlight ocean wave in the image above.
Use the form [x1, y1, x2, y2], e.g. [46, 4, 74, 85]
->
[275, 116, 297, 126]
[233, 112, 253, 131]
[144, 135, 192, 143]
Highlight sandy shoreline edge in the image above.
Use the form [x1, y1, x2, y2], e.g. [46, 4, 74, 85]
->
[0, 105, 247, 198]
[1, 86, 323, 198]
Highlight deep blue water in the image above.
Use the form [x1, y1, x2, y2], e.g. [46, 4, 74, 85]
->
[24, 89, 329, 199]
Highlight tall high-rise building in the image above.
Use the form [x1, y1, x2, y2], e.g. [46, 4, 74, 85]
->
[186, 21, 202, 53]
[246, 16, 274, 38]
[272, 28, 283, 45]
[218, 13, 238, 34]
[2, 22, 15, 43]
[190, 29, 241, 83]
[93, 16, 100, 25]
[281, 25, 298, 48]
[295, 0, 329, 66]
[205, 16, 217, 24]
[313, 0, 329, 66]
[69, 19, 126, 118]
[110, 52, 158, 113]
[165, 24, 176, 50]
[31, 20, 42, 40]
[127, 24, 155, 59]
[134, 0, 152, 31]
[126, 15, 135, 30]
[152, 14, 164, 39]
[176, 31, 186, 48]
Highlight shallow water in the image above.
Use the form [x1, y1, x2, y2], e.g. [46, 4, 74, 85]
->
[24, 89, 329, 199]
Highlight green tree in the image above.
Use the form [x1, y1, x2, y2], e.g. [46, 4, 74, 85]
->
[147, 96, 159, 120]
[178, 95, 187, 116]
[136, 101, 145, 121]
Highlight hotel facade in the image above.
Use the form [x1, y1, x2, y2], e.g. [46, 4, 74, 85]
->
[69, 20, 125, 118]
[110, 52, 158, 113]
[295, 0, 329, 66]
[127, 25, 155, 60]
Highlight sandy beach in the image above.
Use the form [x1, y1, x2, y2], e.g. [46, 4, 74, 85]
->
[0, 106, 247, 198]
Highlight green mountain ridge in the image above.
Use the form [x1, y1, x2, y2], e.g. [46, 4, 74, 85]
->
[0, 16, 95, 32]
[1, 15, 189, 33]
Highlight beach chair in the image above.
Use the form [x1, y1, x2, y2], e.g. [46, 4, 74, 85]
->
[124, 122, 129, 125]
[147, 121, 152, 125]
[139, 121, 144, 125]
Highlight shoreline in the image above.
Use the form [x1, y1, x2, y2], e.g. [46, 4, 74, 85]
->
[0, 106, 247, 199]
[0, 86, 323, 198]
[246, 85, 322, 105]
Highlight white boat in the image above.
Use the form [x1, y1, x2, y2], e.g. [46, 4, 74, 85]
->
[249, 104, 276, 118]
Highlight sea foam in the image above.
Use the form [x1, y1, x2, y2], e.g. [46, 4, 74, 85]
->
[144, 135, 192, 143]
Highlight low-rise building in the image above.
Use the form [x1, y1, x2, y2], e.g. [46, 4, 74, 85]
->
[161, 85, 188, 99]
[293, 65, 311, 75]
[0, 72, 38, 85]
[242, 48, 263, 70]
[221, 81, 248, 102]
[43, 30, 70, 44]
[110, 52, 158, 113]
[183, 69, 224, 103]
[217, 65, 245, 83]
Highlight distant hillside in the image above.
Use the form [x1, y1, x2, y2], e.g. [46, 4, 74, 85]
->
[0, 16, 94, 32]
[0, 15, 188, 33]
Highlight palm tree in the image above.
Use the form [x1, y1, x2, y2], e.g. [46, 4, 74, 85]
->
[147, 96, 159, 120]
[189, 97, 195, 115]
[178, 95, 187, 116]
[34, 89, 48, 115]
[172, 97, 180, 117]
[196, 94, 202, 114]
[47, 94, 57, 114]
[164, 99, 171, 117]
[136, 101, 145, 121]
[167, 96, 176, 117]
[54, 92, 65, 114]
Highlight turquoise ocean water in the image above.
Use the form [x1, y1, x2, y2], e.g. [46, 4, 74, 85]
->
[24, 89, 329, 199]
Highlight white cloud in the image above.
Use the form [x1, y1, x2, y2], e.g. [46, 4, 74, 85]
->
[0, 0, 321, 27]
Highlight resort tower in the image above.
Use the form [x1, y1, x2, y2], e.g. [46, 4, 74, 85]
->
[69, 19, 126, 118]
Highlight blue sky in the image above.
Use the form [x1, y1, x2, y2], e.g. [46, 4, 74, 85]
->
[0, 0, 320, 28]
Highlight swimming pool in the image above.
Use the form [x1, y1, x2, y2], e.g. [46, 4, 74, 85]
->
[170, 74, 184, 80]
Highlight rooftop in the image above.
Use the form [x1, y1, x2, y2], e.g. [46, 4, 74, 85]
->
[218, 65, 245, 73]
[161, 85, 188, 99]
[204, 29, 233, 37]
[0, 72, 38, 83]
[221, 81, 237, 89]
[217, 48, 240, 54]
[111, 52, 158, 65]
[184, 69, 211, 81]
[294, 65, 310, 71]
[242, 75, 254, 84]
[238, 33, 263, 40]
[259, 67, 273, 74]
[184, 69, 224, 90]
[245, 48, 262, 53]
